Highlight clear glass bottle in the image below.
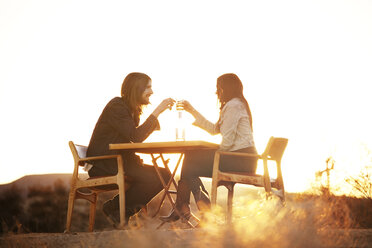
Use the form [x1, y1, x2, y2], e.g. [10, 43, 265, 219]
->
[175, 101, 185, 141]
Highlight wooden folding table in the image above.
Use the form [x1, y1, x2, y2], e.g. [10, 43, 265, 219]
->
[109, 141, 218, 227]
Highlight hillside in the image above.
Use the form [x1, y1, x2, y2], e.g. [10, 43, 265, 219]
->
[0, 173, 262, 199]
[0, 174, 82, 198]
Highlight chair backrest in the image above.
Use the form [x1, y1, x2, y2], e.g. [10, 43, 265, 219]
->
[262, 137, 288, 161]
[69, 141, 88, 164]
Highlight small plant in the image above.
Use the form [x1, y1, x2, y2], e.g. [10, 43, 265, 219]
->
[345, 165, 372, 200]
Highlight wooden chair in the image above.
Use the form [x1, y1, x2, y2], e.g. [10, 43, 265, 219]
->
[211, 136, 288, 223]
[65, 141, 128, 232]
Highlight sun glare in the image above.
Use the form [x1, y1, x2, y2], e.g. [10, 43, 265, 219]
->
[0, 0, 371, 197]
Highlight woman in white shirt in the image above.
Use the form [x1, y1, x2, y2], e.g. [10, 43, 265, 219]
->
[161, 73, 258, 223]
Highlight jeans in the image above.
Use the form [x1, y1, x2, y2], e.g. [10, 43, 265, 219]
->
[181, 147, 258, 194]
[89, 157, 170, 217]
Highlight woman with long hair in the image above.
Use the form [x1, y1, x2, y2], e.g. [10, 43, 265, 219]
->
[161, 73, 258, 222]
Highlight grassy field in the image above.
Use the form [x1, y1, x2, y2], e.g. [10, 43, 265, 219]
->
[1, 176, 372, 247]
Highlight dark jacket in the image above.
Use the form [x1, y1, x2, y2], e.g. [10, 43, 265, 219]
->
[87, 97, 160, 167]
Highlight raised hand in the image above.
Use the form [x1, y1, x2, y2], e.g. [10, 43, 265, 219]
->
[152, 98, 175, 117]
[176, 100, 196, 114]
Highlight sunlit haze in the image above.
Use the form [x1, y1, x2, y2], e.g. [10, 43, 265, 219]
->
[1, 0, 371, 195]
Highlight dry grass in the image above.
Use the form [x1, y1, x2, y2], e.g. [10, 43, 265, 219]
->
[1, 177, 372, 247]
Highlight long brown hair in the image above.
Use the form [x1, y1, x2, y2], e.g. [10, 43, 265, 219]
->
[217, 73, 253, 130]
[121, 72, 151, 125]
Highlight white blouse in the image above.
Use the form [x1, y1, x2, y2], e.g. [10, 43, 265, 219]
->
[192, 98, 255, 151]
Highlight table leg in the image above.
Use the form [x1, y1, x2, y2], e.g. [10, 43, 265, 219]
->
[150, 153, 195, 228]
[152, 153, 183, 217]
[160, 154, 179, 191]
[150, 153, 179, 212]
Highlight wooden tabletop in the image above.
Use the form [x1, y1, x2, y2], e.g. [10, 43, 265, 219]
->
[109, 140, 219, 153]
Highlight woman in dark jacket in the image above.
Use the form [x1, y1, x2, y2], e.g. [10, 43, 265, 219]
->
[87, 72, 175, 226]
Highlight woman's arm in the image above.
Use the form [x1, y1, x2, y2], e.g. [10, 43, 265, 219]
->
[181, 100, 219, 135]
[192, 110, 220, 135]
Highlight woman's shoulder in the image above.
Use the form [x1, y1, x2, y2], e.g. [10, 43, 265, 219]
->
[221, 98, 247, 118]
[225, 98, 245, 109]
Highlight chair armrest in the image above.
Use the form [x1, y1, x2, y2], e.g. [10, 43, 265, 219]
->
[216, 150, 261, 159]
[79, 155, 120, 162]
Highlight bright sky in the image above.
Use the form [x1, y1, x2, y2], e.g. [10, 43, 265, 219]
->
[1, 0, 371, 194]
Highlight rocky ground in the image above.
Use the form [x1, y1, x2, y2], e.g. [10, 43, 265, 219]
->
[1, 228, 372, 248]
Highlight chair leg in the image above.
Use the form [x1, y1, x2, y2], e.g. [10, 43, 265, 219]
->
[226, 183, 234, 224]
[211, 178, 218, 206]
[65, 190, 76, 232]
[263, 159, 272, 199]
[211, 152, 221, 207]
[276, 164, 286, 203]
[88, 193, 97, 232]
[118, 185, 126, 229]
